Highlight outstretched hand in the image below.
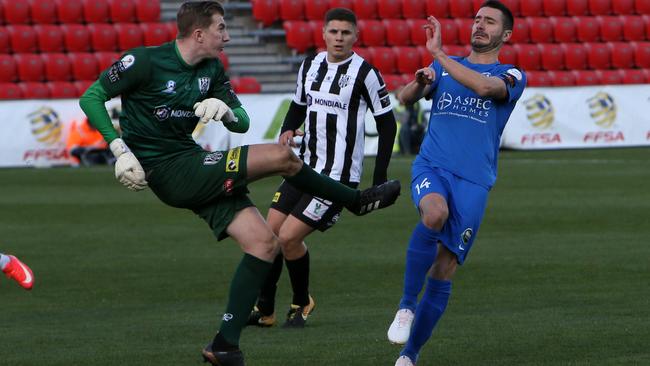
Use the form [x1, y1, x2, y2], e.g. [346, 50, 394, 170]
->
[414, 68, 435, 85]
[423, 16, 443, 57]
[279, 129, 304, 147]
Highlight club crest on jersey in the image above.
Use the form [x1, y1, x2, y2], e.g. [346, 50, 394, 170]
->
[198, 77, 210, 94]
[203, 151, 223, 165]
[308, 71, 319, 82]
[163, 80, 176, 94]
[338, 74, 351, 88]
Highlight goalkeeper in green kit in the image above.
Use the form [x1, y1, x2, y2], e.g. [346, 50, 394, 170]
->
[79, 1, 400, 365]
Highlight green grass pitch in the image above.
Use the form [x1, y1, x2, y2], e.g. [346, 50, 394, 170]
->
[1, 148, 649, 365]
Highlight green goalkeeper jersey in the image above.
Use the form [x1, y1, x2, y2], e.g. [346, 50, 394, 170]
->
[85, 41, 243, 169]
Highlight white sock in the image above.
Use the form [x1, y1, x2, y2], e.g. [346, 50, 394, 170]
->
[0, 254, 9, 270]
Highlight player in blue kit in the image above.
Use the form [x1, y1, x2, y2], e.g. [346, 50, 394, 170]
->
[387, 2, 525, 365]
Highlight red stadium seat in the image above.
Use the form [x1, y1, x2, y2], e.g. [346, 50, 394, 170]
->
[109, 0, 136, 23]
[521, 0, 543, 17]
[450, 0, 473, 18]
[425, 0, 449, 19]
[637, 0, 650, 14]
[369, 47, 396, 74]
[135, 0, 160, 22]
[166, 22, 178, 40]
[83, 0, 110, 23]
[141, 22, 170, 46]
[646, 15, 650, 40]
[543, 0, 566, 16]
[598, 16, 622, 42]
[68, 52, 99, 81]
[455, 18, 474, 44]
[30, 0, 57, 24]
[585, 42, 611, 69]
[47, 81, 78, 98]
[632, 42, 650, 68]
[0, 3, 3, 25]
[540, 43, 565, 70]
[439, 19, 459, 45]
[283, 21, 312, 53]
[0, 28, 9, 53]
[622, 16, 645, 41]
[232, 76, 262, 94]
[19, 82, 50, 99]
[329, 0, 354, 9]
[499, 44, 517, 65]
[4, 1, 30, 24]
[525, 71, 552, 86]
[609, 42, 634, 69]
[575, 16, 600, 42]
[94, 52, 120, 71]
[407, 19, 428, 45]
[62, 24, 91, 52]
[309, 21, 325, 49]
[510, 18, 530, 43]
[613, 0, 635, 14]
[0, 55, 17, 82]
[358, 19, 385, 46]
[515, 44, 541, 71]
[566, 0, 589, 15]
[0, 83, 22, 99]
[597, 69, 622, 84]
[353, 0, 378, 19]
[7, 25, 37, 53]
[528, 17, 554, 43]
[417, 46, 433, 66]
[88, 23, 117, 52]
[353, 47, 373, 63]
[620, 68, 646, 83]
[378, 0, 401, 19]
[34, 25, 64, 53]
[305, 0, 328, 21]
[251, 0, 279, 26]
[56, 0, 83, 23]
[114, 23, 144, 51]
[549, 70, 576, 86]
[383, 19, 410, 46]
[382, 74, 403, 91]
[42, 53, 71, 82]
[563, 42, 588, 69]
[280, 0, 304, 20]
[399, 73, 411, 86]
[74, 80, 94, 96]
[551, 17, 577, 43]
[401, 0, 426, 19]
[393, 46, 421, 74]
[588, 0, 611, 15]
[14, 54, 44, 82]
[443, 44, 470, 57]
[573, 70, 600, 85]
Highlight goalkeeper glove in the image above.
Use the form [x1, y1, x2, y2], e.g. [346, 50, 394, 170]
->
[109, 138, 147, 191]
[193, 98, 238, 124]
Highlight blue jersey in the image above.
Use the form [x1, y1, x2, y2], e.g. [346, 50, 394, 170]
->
[416, 57, 526, 189]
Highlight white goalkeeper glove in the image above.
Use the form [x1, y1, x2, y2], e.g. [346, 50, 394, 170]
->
[109, 138, 148, 191]
[193, 98, 237, 124]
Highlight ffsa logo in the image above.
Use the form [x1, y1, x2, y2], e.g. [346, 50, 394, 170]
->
[524, 94, 554, 129]
[28, 107, 62, 145]
[587, 92, 617, 128]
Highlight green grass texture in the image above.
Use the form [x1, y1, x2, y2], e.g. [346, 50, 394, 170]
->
[1, 148, 649, 365]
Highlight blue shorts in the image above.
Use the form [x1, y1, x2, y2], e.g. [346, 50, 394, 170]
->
[411, 162, 489, 264]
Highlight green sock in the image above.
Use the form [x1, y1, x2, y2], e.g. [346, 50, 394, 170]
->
[284, 164, 360, 205]
[219, 254, 272, 345]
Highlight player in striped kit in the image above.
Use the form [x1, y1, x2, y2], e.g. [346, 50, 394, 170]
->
[248, 8, 398, 329]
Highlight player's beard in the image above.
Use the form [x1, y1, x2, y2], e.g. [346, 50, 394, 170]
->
[470, 31, 504, 54]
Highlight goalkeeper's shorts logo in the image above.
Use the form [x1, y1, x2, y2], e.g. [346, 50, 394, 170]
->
[226, 147, 241, 172]
[272, 192, 281, 203]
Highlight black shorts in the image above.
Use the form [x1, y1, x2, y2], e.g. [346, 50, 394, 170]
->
[270, 180, 358, 232]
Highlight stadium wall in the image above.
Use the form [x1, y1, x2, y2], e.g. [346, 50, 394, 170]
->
[1, 85, 649, 168]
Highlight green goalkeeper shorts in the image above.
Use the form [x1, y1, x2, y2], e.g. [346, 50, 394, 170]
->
[146, 146, 253, 240]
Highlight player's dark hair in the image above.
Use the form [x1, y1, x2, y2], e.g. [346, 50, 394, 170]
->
[480, 0, 514, 31]
[324, 7, 357, 26]
[176, 1, 225, 39]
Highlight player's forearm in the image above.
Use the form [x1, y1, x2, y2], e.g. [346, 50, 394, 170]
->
[79, 81, 120, 143]
[399, 80, 429, 105]
[432, 51, 505, 99]
[223, 106, 250, 133]
[373, 112, 397, 186]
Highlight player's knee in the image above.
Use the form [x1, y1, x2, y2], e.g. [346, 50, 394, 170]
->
[272, 144, 302, 176]
[258, 232, 280, 259]
[277, 234, 304, 259]
[421, 208, 448, 231]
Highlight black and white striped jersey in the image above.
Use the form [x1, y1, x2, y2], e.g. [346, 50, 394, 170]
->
[293, 51, 393, 183]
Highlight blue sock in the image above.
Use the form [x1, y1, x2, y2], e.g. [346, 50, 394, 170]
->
[401, 277, 452, 362]
[399, 222, 439, 311]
